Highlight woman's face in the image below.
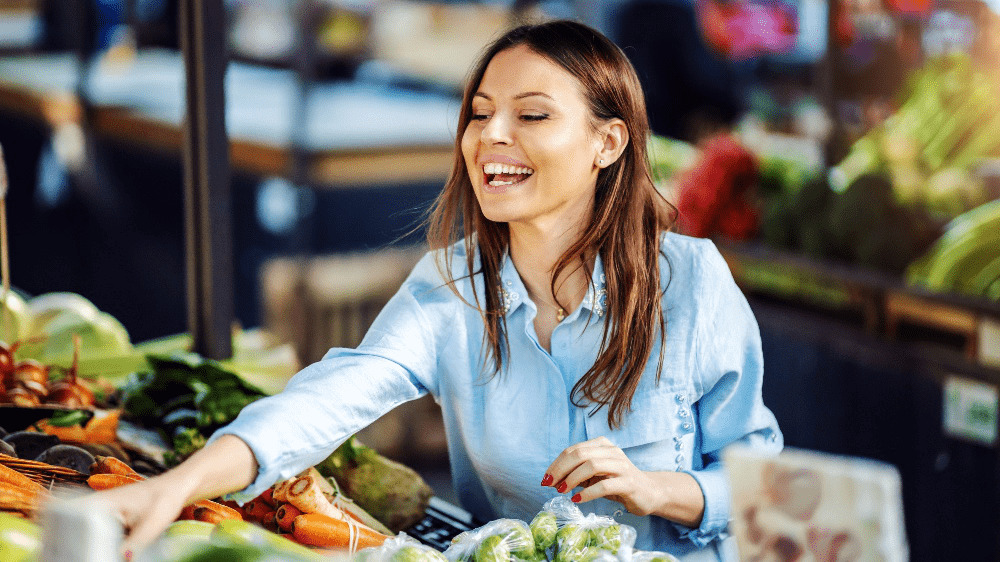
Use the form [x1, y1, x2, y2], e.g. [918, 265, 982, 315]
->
[461, 45, 604, 229]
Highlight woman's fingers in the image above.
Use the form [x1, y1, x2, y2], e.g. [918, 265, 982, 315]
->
[544, 438, 629, 493]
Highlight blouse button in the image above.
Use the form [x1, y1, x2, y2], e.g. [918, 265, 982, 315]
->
[674, 438, 682, 451]
[682, 421, 693, 432]
[674, 393, 685, 404]
[678, 408, 690, 418]
[675, 454, 684, 464]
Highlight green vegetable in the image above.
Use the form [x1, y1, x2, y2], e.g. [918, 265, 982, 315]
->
[121, 352, 268, 463]
[45, 409, 92, 427]
[391, 544, 449, 562]
[554, 525, 589, 562]
[315, 436, 432, 533]
[590, 524, 622, 553]
[0, 512, 40, 562]
[529, 511, 558, 551]
[164, 427, 207, 467]
[475, 534, 510, 562]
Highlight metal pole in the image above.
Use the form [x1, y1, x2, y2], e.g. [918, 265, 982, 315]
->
[179, 0, 233, 359]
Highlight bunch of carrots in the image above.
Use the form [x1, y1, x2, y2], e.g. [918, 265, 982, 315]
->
[87, 460, 392, 552]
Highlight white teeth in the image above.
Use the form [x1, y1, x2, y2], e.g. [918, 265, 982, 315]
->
[489, 179, 514, 186]
[482, 163, 534, 175]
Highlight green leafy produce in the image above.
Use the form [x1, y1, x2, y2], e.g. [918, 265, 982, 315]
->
[315, 436, 433, 533]
[830, 53, 1000, 217]
[529, 511, 558, 552]
[121, 352, 268, 465]
[0, 290, 29, 343]
[907, 198, 1000, 299]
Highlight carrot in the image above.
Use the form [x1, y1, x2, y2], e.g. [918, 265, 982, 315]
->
[275, 503, 303, 532]
[0, 463, 48, 501]
[259, 510, 278, 531]
[258, 487, 276, 508]
[178, 499, 244, 522]
[242, 499, 273, 523]
[86, 473, 142, 491]
[291, 512, 389, 551]
[89, 456, 142, 479]
[193, 506, 229, 524]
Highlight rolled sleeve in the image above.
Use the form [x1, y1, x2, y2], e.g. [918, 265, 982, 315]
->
[675, 463, 730, 547]
[678, 241, 783, 545]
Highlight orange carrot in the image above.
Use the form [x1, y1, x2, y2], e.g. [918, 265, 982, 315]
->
[275, 503, 303, 532]
[259, 510, 278, 531]
[292, 513, 389, 550]
[86, 473, 142, 491]
[193, 506, 229, 524]
[258, 487, 276, 508]
[178, 499, 243, 522]
[242, 499, 273, 522]
[89, 456, 142, 479]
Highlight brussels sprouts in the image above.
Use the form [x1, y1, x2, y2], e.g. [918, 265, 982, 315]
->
[391, 544, 448, 562]
[590, 524, 622, 553]
[529, 512, 558, 551]
[475, 535, 511, 562]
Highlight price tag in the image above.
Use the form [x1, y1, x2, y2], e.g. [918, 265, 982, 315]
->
[943, 375, 998, 447]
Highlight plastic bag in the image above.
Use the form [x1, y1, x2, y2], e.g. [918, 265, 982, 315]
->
[443, 518, 540, 562]
[538, 497, 637, 562]
[631, 551, 680, 562]
[354, 533, 448, 562]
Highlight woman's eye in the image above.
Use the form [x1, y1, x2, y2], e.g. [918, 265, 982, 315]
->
[521, 114, 548, 122]
[470, 113, 490, 121]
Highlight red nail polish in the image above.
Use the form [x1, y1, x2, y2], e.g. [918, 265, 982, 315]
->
[556, 482, 567, 493]
[571, 493, 581, 503]
[541, 474, 553, 486]
[124, 550, 133, 561]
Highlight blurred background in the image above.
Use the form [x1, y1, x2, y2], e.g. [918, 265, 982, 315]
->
[0, 0, 998, 559]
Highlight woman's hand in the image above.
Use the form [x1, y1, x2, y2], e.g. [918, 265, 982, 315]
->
[95, 474, 191, 558]
[542, 436, 661, 516]
[542, 436, 705, 527]
[95, 434, 259, 558]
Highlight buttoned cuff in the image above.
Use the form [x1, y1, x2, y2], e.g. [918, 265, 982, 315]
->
[673, 466, 730, 548]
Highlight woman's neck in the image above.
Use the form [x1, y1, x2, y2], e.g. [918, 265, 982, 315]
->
[508, 219, 592, 314]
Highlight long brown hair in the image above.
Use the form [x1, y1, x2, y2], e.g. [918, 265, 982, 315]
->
[426, 20, 677, 429]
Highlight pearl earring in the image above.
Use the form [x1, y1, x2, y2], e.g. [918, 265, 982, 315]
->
[599, 159, 604, 165]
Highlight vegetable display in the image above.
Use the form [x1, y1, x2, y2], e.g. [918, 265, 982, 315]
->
[119, 352, 268, 466]
[829, 53, 999, 218]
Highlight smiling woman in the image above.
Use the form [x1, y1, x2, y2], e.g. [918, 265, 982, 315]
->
[94, 20, 781, 562]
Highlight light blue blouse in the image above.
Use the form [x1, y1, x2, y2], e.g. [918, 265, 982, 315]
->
[212, 232, 782, 561]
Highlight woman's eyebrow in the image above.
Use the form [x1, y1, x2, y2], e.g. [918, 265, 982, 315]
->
[472, 91, 555, 101]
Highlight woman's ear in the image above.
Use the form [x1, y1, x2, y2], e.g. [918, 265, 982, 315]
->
[596, 119, 628, 168]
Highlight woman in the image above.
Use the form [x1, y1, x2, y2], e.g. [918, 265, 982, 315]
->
[101, 20, 781, 561]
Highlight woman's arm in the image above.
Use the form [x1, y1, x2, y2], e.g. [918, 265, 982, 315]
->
[97, 434, 258, 555]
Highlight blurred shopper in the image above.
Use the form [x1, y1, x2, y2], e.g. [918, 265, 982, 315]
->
[98, 20, 781, 561]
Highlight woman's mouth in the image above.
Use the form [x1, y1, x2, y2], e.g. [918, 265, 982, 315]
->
[483, 162, 534, 192]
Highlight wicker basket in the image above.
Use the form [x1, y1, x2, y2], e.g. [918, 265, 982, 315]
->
[0, 453, 88, 487]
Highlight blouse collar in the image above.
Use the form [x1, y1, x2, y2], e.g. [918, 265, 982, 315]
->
[498, 251, 607, 320]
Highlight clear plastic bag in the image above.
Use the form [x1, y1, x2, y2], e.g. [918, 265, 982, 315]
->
[631, 551, 680, 562]
[443, 518, 540, 562]
[539, 497, 637, 562]
[354, 533, 448, 562]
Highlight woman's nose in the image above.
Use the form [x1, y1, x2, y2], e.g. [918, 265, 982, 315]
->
[481, 114, 513, 145]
